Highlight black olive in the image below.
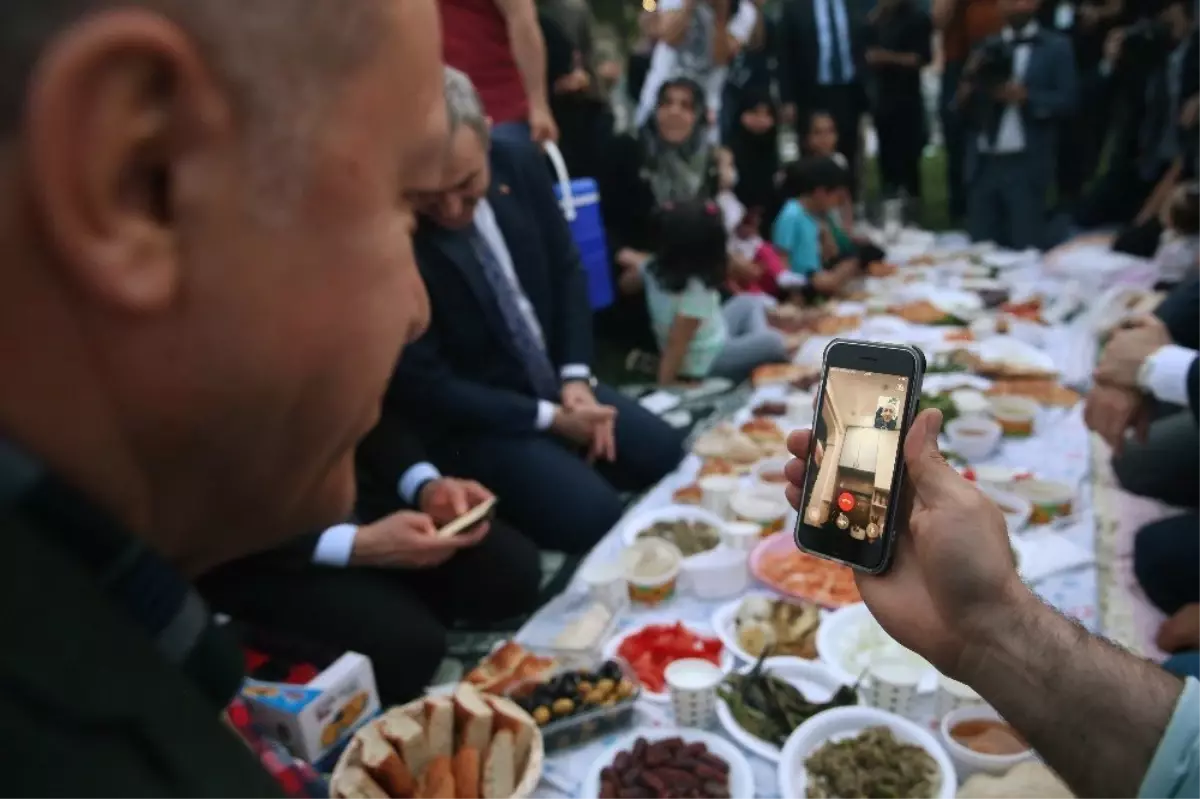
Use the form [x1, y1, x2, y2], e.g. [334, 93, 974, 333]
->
[559, 672, 580, 693]
[545, 675, 566, 695]
[531, 687, 554, 707]
[599, 661, 622, 681]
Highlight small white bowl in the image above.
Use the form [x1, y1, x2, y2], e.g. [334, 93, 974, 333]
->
[721, 521, 762, 552]
[979, 487, 1032, 534]
[940, 705, 1033, 779]
[751, 457, 790, 490]
[945, 417, 1002, 462]
[988, 396, 1040, 437]
[949, 388, 992, 418]
[680, 546, 749, 600]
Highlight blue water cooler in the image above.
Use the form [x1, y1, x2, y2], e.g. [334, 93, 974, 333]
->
[546, 144, 614, 311]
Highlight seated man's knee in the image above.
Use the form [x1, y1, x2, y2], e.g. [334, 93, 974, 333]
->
[373, 615, 447, 705]
[1132, 517, 1195, 614]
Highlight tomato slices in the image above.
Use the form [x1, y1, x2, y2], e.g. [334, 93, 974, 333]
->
[615, 623, 723, 693]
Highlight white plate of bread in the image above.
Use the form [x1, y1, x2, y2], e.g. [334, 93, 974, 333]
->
[331, 682, 543, 799]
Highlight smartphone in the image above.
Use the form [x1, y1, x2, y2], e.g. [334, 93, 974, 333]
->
[793, 339, 925, 574]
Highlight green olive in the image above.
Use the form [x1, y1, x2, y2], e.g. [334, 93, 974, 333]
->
[577, 680, 593, 695]
[616, 679, 635, 698]
[595, 678, 615, 696]
[533, 706, 551, 725]
[551, 697, 575, 716]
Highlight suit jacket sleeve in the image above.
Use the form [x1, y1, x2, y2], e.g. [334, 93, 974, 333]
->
[1188, 356, 1198, 421]
[1027, 36, 1077, 120]
[510, 137, 593, 368]
[777, 5, 802, 108]
[1155, 276, 1200, 351]
[392, 326, 542, 435]
[355, 409, 429, 508]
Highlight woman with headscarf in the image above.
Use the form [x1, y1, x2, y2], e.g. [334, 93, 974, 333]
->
[598, 77, 727, 352]
[727, 86, 780, 233]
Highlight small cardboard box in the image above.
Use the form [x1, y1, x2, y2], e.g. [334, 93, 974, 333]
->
[241, 651, 380, 765]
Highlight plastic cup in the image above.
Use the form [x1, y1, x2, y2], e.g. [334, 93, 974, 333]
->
[664, 658, 724, 728]
[935, 674, 984, 718]
[699, 475, 739, 519]
[864, 657, 922, 717]
[721, 521, 762, 552]
[579, 559, 626, 607]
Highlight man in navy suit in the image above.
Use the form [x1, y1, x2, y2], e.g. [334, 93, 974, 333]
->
[390, 68, 684, 553]
[957, 0, 1077, 249]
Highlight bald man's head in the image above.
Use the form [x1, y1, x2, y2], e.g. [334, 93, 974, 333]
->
[0, 0, 449, 571]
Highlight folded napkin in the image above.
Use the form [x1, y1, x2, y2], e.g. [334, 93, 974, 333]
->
[1015, 528, 1095, 583]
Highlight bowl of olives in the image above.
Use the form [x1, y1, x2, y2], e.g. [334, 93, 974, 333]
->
[507, 659, 640, 752]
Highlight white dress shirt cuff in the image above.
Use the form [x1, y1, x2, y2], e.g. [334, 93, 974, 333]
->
[536, 400, 558, 431]
[561, 364, 592, 381]
[1140, 345, 1197, 407]
[398, 461, 442, 507]
[776, 272, 809, 289]
[312, 523, 358, 567]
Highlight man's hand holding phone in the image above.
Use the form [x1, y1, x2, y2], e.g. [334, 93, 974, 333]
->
[784, 410, 1024, 677]
[349, 510, 488, 569]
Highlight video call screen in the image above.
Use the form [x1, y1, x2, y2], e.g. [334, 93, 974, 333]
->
[801, 367, 910, 543]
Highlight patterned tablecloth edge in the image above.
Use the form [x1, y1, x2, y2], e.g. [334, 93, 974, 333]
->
[1092, 435, 1146, 657]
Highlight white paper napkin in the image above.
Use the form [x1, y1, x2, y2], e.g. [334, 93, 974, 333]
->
[1015, 529, 1095, 583]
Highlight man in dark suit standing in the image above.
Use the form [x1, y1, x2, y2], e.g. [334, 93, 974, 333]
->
[200, 411, 543, 705]
[779, 0, 868, 187]
[394, 68, 684, 554]
[957, 0, 1077, 249]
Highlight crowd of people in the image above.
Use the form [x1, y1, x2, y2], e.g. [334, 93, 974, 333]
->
[0, 0, 1196, 796]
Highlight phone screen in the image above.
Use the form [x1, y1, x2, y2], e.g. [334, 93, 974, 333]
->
[794, 345, 919, 572]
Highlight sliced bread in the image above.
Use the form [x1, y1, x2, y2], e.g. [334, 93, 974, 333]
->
[453, 683, 494, 753]
[424, 695, 454, 760]
[452, 746, 482, 799]
[484, 695, 533, 775]
[380, 707, 429, 777]
[333, 765, 390, 799]
[357, 723, 416, 798]
[481, 729, 515, 799]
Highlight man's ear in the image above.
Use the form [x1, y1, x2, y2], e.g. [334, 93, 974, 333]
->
[25, 9, 225, 313]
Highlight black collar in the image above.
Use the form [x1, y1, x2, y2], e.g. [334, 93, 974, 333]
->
[0, 438, 243, 709]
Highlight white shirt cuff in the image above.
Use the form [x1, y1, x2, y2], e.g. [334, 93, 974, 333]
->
[560, 364, 592, 381]
[536, 400, 558, 431]
[312, 523, 358, 567]
[777, 272, 809, 288]
[1141, 345, 1198, 407]
[398, 461, 442, 507]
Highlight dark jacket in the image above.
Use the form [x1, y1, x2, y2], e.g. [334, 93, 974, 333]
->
[961, 26, 1078, 182]
[862, 1, 933, 116]
[0, 442, 284, 797]
[393, 137, 592, 437]
[778, 0, 867, 109]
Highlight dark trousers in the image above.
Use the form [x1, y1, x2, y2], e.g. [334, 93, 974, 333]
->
[810, 84, 863, 190]
[199, 521, 543, 705]
[875, 102, 925, 200]
[1133, 513, 1200, 617]
[940, 61, 968, 221]
[1075, 162, 1162, 230]
[1111, 410, 1199, 508]
[967, 151, 1048, 250]
[1056, 69, 1107, 206]
[433, 383, 684, 554]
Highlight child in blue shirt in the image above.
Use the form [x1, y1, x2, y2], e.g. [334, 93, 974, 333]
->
[772, 157, 857, 295]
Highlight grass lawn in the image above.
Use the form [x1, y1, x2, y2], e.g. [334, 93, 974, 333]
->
[861, 146, 954, 232]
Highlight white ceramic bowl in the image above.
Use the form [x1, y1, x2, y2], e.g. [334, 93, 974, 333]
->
[751, 457, 790, 490]
[618, 504, 728, 560]
[720, 521, 762, 553]
[939, 705, 1033, 779]
[988, 396, 1040, 437]
[602, 618, 734, 703]
[945, 417, 1003, 462]
[979, 487, 1032, 534]
[779, 706, 957, 799]
[949, 388, 992, 417]
[815, 603, 934, 689]
[580, 728, 755, 799]
[716, 657, 851, 762]
[680, 546, 749, 600]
